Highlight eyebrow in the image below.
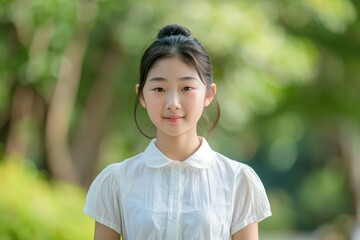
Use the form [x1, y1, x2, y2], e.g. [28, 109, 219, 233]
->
[148, 76, 199, 82]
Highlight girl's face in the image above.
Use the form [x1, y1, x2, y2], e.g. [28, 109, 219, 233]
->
[136, 56, 216, 139]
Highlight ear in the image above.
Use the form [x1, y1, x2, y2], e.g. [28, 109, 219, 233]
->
[204, 83, 216, 107]
[135, 84, 146, 108]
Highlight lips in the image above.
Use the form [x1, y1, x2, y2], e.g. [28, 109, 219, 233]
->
[164, 115, 183, 123]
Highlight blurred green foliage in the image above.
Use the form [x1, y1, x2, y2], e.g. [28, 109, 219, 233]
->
[0, 158, 92, 240]
[0, 0, 359, 237]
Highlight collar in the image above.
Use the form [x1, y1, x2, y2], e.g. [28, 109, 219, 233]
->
[143, 138, 215, 169]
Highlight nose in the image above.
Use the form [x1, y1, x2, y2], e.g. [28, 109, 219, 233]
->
[166, 92, 181, 111]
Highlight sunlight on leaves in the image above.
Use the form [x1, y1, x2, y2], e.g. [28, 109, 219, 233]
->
[302, 0, 357, 33]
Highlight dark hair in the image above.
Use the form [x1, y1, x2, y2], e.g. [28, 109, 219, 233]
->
[134, 24, 220, 138]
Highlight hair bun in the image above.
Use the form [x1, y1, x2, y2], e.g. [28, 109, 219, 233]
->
[157, 24, 191, 39]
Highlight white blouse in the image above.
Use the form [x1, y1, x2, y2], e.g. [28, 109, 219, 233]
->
[83, 138, 271, 240]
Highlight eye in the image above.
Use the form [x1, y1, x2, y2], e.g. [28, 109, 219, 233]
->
[182, 86, 193, 92]
[153, 87, 165, 92]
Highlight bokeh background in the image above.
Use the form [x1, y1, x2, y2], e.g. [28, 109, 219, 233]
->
[1, 0, 359, 239]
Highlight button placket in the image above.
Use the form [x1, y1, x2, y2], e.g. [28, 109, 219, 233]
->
[165, 163, 182, 239]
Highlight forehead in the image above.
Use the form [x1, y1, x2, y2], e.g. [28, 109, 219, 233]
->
[146, 57, 200, 81]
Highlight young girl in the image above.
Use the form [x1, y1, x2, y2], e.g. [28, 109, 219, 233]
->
[84, 24, 271, 240]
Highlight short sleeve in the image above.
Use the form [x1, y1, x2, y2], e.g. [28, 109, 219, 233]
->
[231, 165, 272, 235]
[83, 164, 122, 234]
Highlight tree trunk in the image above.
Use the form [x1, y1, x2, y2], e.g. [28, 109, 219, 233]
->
[5, 85, 46, 160]
[45, 1, 97, 185]
[340, 122, 360, 238]
[71, 42, 121, 187]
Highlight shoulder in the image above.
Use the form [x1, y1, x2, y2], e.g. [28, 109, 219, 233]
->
[212, 151, 265, 187]
[90, 152, 145, 185]
[86, 152, 146, 200]
[107, 152, 145, 172]
[212, 151, 248, 174]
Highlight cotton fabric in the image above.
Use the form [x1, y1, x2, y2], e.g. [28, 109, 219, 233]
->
[83, 138, 271, 240]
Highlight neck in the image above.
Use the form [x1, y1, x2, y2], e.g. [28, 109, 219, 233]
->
[155, 133, 202, 161]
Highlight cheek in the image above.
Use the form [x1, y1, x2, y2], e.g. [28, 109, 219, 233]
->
[143, 97, 161, 117]
[184, 94, 206, 112]
[141, 91, 154, 108]
[146, 103, 160, 113]
[188, 91, 206, 104]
